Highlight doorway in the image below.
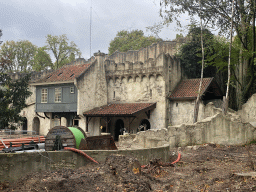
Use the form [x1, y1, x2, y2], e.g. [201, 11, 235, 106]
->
[33, 117, 40, 135]
[22, 118, 27, 134]
[114, 119, 124, 141]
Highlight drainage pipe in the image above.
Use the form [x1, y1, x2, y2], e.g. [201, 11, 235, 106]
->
[64, 147, 99, 164]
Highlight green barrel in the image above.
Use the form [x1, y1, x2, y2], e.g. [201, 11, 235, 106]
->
[67, 127, 85, 149]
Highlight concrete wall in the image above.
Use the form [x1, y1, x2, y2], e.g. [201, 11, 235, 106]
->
[169, 100, 223, 126]
[120, 110, 256, 149]
[239, 93, 256, 123]
[168, 113, 256, 147]
[0, 145, 169, 182]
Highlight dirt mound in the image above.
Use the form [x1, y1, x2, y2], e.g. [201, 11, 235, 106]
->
[2, 155, 155, 192]
[2, 144, 256, 191]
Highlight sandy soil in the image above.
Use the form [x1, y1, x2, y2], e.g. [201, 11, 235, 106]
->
[2, 143, 256, 191]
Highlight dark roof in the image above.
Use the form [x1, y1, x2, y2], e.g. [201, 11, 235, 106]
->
[34, 63, 91, 84]
[169, 77, 222, 100]
[83, 103, 156, 117]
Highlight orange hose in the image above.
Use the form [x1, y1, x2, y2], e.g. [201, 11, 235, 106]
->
[141, 152, 181, 168]
[171, 152, 181, 164]
[64, 147, 99, 164]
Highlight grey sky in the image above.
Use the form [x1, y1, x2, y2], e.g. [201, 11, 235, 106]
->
[0, 0, 190, 59]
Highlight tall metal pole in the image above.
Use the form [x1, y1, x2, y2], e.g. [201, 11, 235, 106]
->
[90, 0, 92, 58]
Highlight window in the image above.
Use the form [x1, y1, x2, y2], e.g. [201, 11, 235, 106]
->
[41, 88, 48, 103]
[70, 87, 74, 93]
[73, 119, 79, 126]
[55, 87, 62, 102]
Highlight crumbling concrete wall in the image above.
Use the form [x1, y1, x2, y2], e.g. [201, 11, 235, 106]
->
[168, 112, 255, 147]
[238, 93, 256, 124]
[121, 110, 256, 149]
[0, 145, 169, 182]
[169, 101, 224, 126]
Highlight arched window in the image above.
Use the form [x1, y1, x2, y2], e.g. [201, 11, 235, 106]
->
[140, 119, 151, 130]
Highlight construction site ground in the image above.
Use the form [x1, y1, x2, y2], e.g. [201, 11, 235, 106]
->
[2, 143, 256, 191]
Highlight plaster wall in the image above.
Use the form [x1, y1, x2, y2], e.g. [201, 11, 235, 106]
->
[76, 62, 97, 116]
[169, 100, 224, 126]
[20, 106, 52, 136]
[238, 93, 256, 123]
[107, 40, 186, 64]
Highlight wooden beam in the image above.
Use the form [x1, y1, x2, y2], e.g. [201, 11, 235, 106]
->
[128, 117, 136, 133]
[145, 110, 150, 119]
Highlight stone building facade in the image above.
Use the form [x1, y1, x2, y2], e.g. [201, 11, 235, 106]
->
[19, 40, 222, 139]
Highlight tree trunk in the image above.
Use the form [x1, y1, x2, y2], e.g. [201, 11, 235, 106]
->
[223, 0, 234, 115]
[193, 0, 204, 123]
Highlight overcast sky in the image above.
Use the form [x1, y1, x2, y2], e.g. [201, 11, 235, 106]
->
[0, 0, 190, 59]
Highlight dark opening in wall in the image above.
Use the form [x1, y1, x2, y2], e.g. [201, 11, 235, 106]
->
[73, 120, 79, 126]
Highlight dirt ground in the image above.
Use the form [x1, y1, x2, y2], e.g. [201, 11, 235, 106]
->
[2, 143, 256, 191]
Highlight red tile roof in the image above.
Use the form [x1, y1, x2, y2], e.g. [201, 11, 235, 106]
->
[83, 103, 156, 116]
[169, 78, 220, 100]
[35, 63, 91, 84]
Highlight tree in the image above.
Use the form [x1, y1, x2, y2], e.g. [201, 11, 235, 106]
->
[108, 30, 162, 55]
[160, 0, 256, 109]
[178, 26, 216, 78]
[0, 40, 37, 72]
[45, 34, 81, 69]
[33, 47, 52, 71]
[0, 58, 31, 129]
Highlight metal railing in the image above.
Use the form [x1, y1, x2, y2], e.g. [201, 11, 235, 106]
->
[0, 130, 38, 136]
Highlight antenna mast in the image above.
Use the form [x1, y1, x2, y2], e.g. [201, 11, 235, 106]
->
[90, 0, 92, 58]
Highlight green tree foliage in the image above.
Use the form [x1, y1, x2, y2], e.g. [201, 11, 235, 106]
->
[160, 0, 256, 109]
[178, 27, 217, 78]
[33, 47, 52, 71]
[45, 34, 81, 69]
[0, 40, 37, 72]
[108, 30, 162, 55]
[0, 58, 31, 129]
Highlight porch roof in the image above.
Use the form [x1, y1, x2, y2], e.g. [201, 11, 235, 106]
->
[83, 103, 156, 117]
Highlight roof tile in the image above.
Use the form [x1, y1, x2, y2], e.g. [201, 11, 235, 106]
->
[170, 78, 214, 99]
[83, 103, 156, 116]
[35, 63, 91, 83]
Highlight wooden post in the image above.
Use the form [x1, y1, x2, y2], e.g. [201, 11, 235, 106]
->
[86, 116, 88, 132]
[106, 117, 109, 133]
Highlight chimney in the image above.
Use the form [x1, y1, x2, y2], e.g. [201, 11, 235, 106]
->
[94, 50, 105, 71]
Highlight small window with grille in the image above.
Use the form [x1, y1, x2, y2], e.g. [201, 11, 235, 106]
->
[55, 87, 62, 102]
[41, 88, 48, 103]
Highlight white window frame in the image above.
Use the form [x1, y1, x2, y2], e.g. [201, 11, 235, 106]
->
[55, 87, 62, 103]
[41, 88, 48, 103]
[70, 86, 75, 94]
